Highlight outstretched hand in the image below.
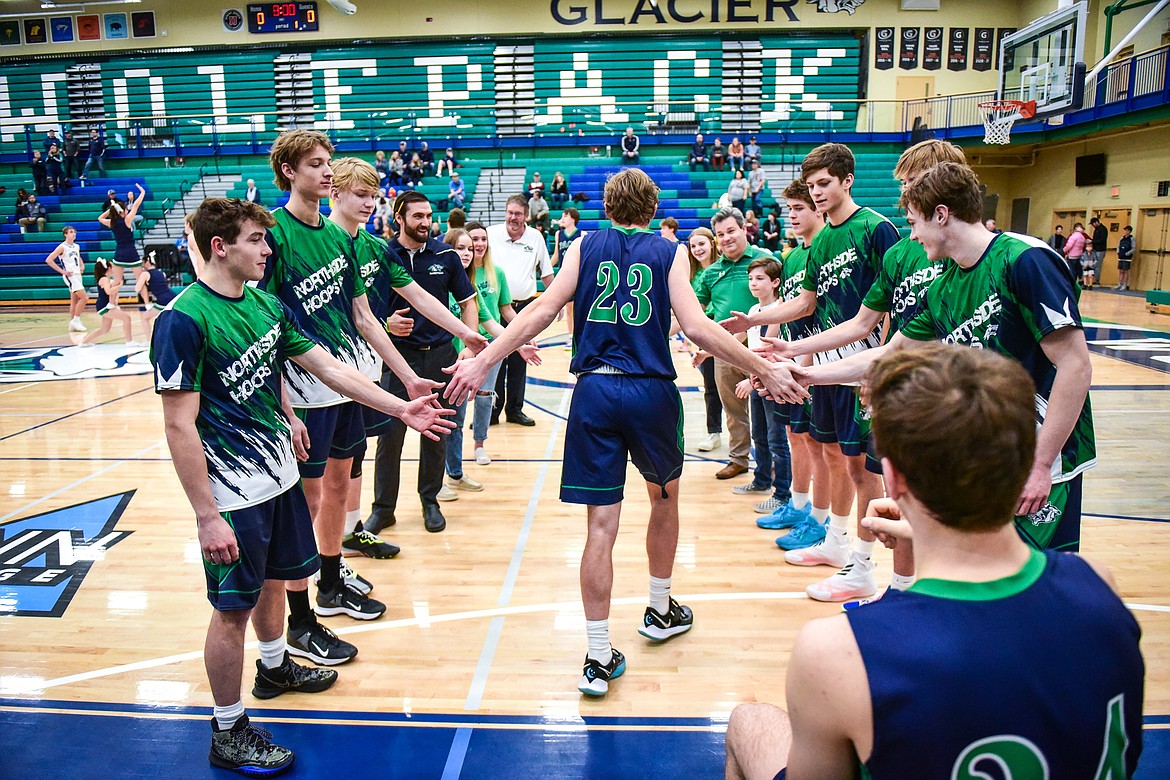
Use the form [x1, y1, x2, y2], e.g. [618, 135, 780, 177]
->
[757, 360, 810, 404]
[754, 336, 795, 361]
[399, 394, 456, 440]
[518, 342, 542, 366]
[386, 308, 414, 337]
[443, 354, 489, 406]
[719, 310, 753, 334]
[404, 374, 444, 405]
[464, 331, 489, 354]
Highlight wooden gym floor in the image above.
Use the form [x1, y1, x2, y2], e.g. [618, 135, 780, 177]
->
[0, 290, 1168, 778]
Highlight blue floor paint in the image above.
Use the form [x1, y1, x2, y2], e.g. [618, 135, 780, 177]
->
[2, 701, 1168, 778]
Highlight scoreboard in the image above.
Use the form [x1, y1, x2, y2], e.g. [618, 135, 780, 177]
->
[246, 3, 319, 34]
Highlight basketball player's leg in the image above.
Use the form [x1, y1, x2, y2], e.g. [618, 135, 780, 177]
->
[725, 702, 793, 780]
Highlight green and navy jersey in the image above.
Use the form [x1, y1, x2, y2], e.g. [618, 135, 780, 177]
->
[150, 282, 316, 511]
[902, 232, 1096, 482]
[475, 264, 511, 336]
[861, 236, 945, 337]
[780, 242, 815, 342]
[261, 207, 372, 408]
[351, 228, 412, 378]
[802, 207, 900, 364]
[571, 227, 677, 379]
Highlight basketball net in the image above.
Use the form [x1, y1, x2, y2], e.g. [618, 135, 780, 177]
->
[979, 100, 1036, 145]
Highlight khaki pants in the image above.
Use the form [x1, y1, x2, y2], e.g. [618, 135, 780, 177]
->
[715, 358, 750, 467]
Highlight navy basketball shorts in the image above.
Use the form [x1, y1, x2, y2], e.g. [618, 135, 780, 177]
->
[1015, 473, 1083, 552]
[205, 485, 320, 611]
[560, 373, 685, 506]
[362, 401, 396, 439]
[774, 399, 812, 435]
[295, 401, 366, 479]
[809, 384, 872, 459]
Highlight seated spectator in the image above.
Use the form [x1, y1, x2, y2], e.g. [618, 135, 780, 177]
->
[528, 189, 550, 232]
[659, 217, 679, 243]
[102, 189, 118, 213]
[373, 150, 389, 186]
[436, 147, 460, 177]
[528, 171, 545, 198]
[387, 150, 404, 185]
[727, 136, 745, 170]
[620, 127, 640, 165]
[549, 172, 569, 209]
[446, 171, 466, 210]
[745, 135, 762, 165]
[743, 210, 760, 245]
[125, 189, 145, 227]
[244, 178, 262, 205]
[13, 188, 30, 223]
[405, 153, 424, 187]
[688, 133, 710, 171]
[62, 130, 81, 180]
[31, 150, 48, 195]
[447, 207, 467, 231]
[761, 212, 782, 252]
[727, 169, 748, 213]
[711, 138, 726, 171]
[45, 144, 67, 194]
[373, 193, 392, 235]
[396, 139, 412, 164]
[418, 141, 435, 176]
[18, 193, 47, 233]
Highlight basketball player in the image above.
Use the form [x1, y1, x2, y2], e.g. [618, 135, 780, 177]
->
[724, 344, 1141, 779]
[263, 129, 440, 663]
[99, 183, 147, 290]
[152, 197, 453, 776]
[790, 162, 1095, 553]
[444, 168, 807, 696]
[724, 143, 898, 603]
[44, 225, 89, 332]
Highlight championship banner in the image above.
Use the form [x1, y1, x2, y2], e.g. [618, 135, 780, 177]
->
[899, 27, 920, 70]
[923, 27, 943, 71]
[875, 26, 895, 70]
[996, 27, 1017, 69]
[973, 27, 994, 71]
[948, 27, 968, 71]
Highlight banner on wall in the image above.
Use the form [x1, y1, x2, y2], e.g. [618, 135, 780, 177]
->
[875, 27, 895, 70]
[996, 28, 1017, 69]
[923, 27, 942, 71]
[77, 15, 101, 41]
[899, 27, 920, 70]
[23, 18, 47, 44]
[0, 21, 20, 45]
[973, 27, 994, 71]
[947, 27, 968, 71]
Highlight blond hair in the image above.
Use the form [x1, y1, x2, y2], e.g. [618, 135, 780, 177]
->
[331, 156, 380, 193]
[893, 139, 967, 183]
[269, 129, 334, 192]
[465, 221, 497, 292]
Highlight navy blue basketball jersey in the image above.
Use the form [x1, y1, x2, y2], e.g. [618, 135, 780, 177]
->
[847, 549, 1144, 778]
[570, 227, 678, 379]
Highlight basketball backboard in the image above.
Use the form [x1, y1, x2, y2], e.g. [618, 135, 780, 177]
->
[999, 2, 1088, 119]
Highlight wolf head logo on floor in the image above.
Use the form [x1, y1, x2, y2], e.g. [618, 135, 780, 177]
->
[811, 0, 866, 13]
[0, 345, 151, 383]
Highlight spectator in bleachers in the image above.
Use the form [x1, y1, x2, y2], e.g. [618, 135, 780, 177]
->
[689, 133, 710, 172]
[373, 150, 389, 186]
[397, 139, 412, 164]
[45, 225, 90, 333]
[728, 136, 745, 171]
[418, 142, 435, 177]
[62, 130, 81, 180]
[46, 144, 67, 194]
[527, 171, 545, 198]
[659, 216, 679, 243]
[14, 188, 30, 223]
[125, 189, 145, 227]
[373, 192, 392, 236]
[102, 189, 117, 212]
[748, 160, 767, 215]
[762, 212, 782, 252]
[244, 178, 262, 206]
[549, 172, 569, 209]
[30, 150, 48, 195]
[81, 129, 107, 180]
[447, 208, 466, 232]
[727, 169, 748, 214]
[18, 193, 47, 232]
[405, 153, 424, 187]
[744, 210, 760, 246]
[620, 127, 640, 165]
[436, 147, 460, 177]
[745, 136, 762, 165]
[711, 138, 726, 172]
[527, 189, 550, 233]
[447, 171, 466, 209]
[388, 151, 404, 185]
[43, 128, 60, 153]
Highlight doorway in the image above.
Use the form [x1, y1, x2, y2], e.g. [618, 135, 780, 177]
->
[1136, 207, 1170, 293]
[1089, 207, 1132, 288]
[896, 76, 935, 134]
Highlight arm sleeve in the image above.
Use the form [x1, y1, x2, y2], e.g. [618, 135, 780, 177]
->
[800, 252, 819, 293]
[900, 304, 936, 342]
[872, 220, 900, 265]
[151, 310, 205, 392]
[1010, 246, 1083, 341]
[278, 300, 318, 358]
[383, 246, 414, 288]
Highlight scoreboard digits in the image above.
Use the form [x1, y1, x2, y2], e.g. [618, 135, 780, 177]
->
[247, 2, 319, 34]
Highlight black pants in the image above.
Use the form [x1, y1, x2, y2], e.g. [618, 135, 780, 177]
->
[371, 341, 456, 522]
[700, 357, 722, 434]
[494, 297, 534, 418]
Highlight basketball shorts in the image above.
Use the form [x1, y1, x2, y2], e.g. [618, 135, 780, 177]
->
[294, 401, 366, 478]
[113, 245, 141, 267]
[561, 373, 684, 506]
[361, 401, 396, 439]
[810, 385, 872, 458]
[63, 274, 84, 294]
[1015, 473, 1083, 552]
[773, 399, 811, 435]
[205, 485, 320, 611]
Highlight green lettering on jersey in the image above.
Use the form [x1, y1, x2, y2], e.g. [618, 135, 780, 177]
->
[620, 263, 653, 326]
[587, 261, 654, 326]
[587, 260, 621, 323]
[951, 735, 1049, 779]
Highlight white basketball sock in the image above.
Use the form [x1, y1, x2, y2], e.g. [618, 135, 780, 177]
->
[213, 700, 245, 731]
[790, 490, 810, 510]
[258, 637, 287, 669]
[344, 509, 361, 536]
[649, 576, 671, 615]
[586, 619, 612, 665]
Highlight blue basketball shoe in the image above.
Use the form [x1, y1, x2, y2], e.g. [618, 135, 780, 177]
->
[776, 517, 827, 550]
[756, 501, 812, 530]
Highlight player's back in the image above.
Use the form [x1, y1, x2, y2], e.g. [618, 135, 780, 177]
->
[571, 228, 677, 378]
[847, 549, 1144, 778]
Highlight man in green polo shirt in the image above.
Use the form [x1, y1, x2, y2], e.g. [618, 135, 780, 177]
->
[694, 207, 776, 479]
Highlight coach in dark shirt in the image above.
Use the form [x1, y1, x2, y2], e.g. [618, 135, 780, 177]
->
[371, 191, 479, 534]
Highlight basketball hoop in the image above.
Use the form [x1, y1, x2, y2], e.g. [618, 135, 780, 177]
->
[978, 99, 1036, 145]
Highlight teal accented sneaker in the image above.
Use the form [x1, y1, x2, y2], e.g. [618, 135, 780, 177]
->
[776, 517, 827, 550]
[209, 715, 295, 776]
[757, 501, 811, 530]
[578, 648, 627, 697]
[638, 597, 694, 641]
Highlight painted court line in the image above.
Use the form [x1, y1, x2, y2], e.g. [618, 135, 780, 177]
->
[0, 385, 153, 442]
